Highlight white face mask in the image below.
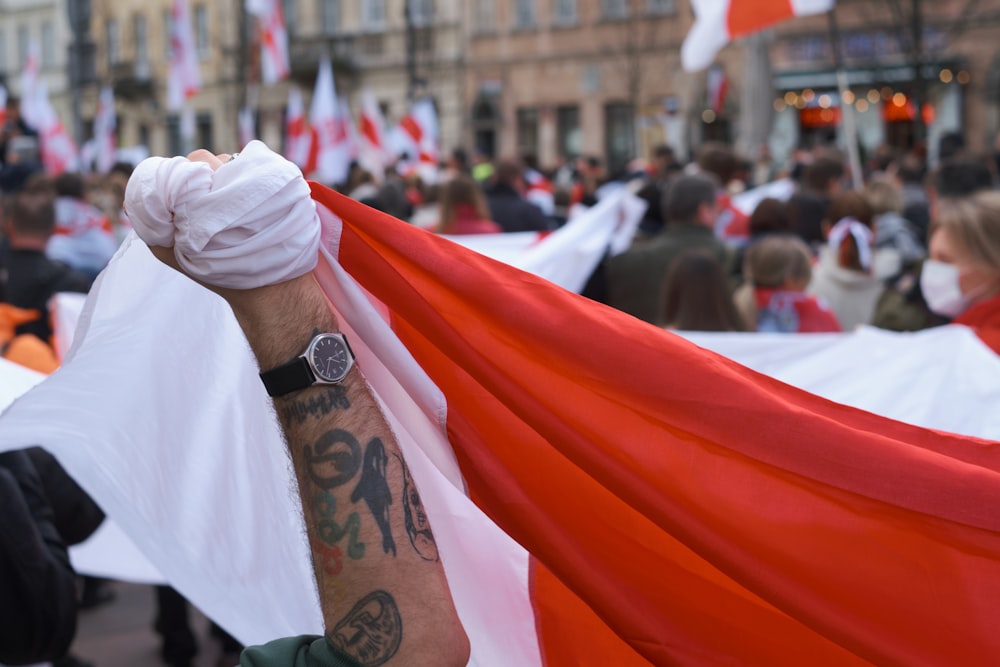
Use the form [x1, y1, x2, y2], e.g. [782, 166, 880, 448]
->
[921, 259, 968, 317]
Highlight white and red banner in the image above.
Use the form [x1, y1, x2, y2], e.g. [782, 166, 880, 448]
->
[19, 40, 79, 174]
[388, 97, 439, 169]
[683, 0, 834, 71]
[308, 58, 352, 185]
[284, 86, 312, 169]
[93, 86, 117, 174]
[167, 0, 201, 110]
[4, 159, 1000, 664]
[357, 89, 389, 178]
[246, 0, 290, 86]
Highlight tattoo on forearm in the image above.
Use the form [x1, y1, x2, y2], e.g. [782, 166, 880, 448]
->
[305, 429, 362, 489]
[316, 491, 366, 560]
[394, 453, 439, 562]
[351, 438, 396, 557]
[329, 590, 403, 667]
[278, 387, 351, 425]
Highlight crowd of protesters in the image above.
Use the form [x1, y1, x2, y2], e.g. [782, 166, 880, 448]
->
[2, 105, 1000, 666]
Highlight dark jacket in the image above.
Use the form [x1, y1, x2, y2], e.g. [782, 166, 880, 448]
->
[606, 223, 730, 325]
[0, 449, 78, 664]
[485, 183, 552, 233]
[4, 248, 92, 342]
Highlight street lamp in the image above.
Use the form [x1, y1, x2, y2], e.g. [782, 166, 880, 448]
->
[66, 0, 95, 148]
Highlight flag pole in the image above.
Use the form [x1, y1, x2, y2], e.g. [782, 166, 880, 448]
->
[826, 8, 864, 191]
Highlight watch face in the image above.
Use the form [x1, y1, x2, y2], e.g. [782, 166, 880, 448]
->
[308, 334, 354, 383]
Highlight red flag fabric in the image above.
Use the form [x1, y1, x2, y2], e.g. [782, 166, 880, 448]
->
[308, 184, 1000, 666]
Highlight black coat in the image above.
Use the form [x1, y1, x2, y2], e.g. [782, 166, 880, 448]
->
[485, 184, 552, 233]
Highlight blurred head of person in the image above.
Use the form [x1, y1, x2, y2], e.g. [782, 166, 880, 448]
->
[746, 235, 814, 292]
[864, 175, 904, 217]
[662, 173, 718, 228]
[930, 158, 994, 222]
[748, 197, 793, 237]
[822, 191, 875, 273]
[660, 249, 745, 331]
[3, 183, 57, 249]
[437, 175, 493, 233]
[922, 192, 1000, 318]
[801, 155, 846, 198]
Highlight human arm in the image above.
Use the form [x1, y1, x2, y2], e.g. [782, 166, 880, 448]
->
[145, 150, 469, 667]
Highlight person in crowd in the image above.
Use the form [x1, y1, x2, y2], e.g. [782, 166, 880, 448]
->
[922, 192, 1000, 353]
[696, 142, 750, 242]
[372, 157, 414, 221]
[635, 144, 681, 239]
[434, 175, 501, 235]
[807, 192, 887, 331]
[872, 156, 995, 333]
[788, 155, 845, 249]
[896, 153, 930, 243]
[484, 159, 551, 233]
[736, 235, 841, 333]
[129, 147, 469, 666]
[569, 155, 605, 207]
[0, 134, 44, 195]
[730, 197, 794, 281]
[864, 175, 925, 269]
[0, 96, 38, 168]
[154, 584, 244, 667]
[606, 173, 729, 325]
[2, 183, 93, 344]
[409, 182, 441, 230]
[660, 248, 746, 332]
[48, 172, 120, 280]
[347, 169, 380, 208]
[0, 449, 80, 665]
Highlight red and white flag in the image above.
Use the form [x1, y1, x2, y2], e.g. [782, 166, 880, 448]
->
[19, 41, 79, 174]
[389, 97, 439, 167]
[683, 0, 834, 71]
[308, 58, 352, 185]
[3, 141, 1000, 664]
[283, 86, 312, 170]
[0, 84, 8, 130]
[706, 64, 729, 114]
[93, 86, 117, 174]
[246, 0, 290, 86]
[167, 0, 202, 110]
[357, 89, 389, 178]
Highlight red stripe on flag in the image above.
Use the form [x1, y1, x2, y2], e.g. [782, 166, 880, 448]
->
[399, 115, 423, 143]
[728, 0, 795, 38]
[359, 114, 380, 148]
[310, 184, 1000, 665]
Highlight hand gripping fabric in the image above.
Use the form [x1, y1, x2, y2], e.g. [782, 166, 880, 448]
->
[124, 140, 321, 289]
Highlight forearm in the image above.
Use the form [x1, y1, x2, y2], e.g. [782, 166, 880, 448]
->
[231, 275, 468, 667]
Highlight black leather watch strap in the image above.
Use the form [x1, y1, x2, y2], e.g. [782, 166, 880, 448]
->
[260, 357, 315, 397]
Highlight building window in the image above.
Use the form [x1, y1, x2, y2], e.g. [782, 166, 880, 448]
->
[553, 0, 577, 25]
[17, 25, 28, 68]
[194, 5, 209, 60]
[646, 0, 675, 14]
[516, 108, 539, 158]
[320, 0, 340, 34]
[106, 19, 120, 68]
[475, 0, 494, 32]
[0, 31, 7, 73]
[363, 0, 386, 31]
[602, 0, 628, 19]
[556, 105, 580, 159]
[604, 102, 635, 175]
[514, 0, 535, 29]
[282, 0, 297, 36]
[135, 15, 149, 73]
[409, 0, 433, 27]
[197, 112, 213, 151]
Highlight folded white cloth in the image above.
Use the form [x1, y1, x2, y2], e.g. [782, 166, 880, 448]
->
[124, 140, 321, 289]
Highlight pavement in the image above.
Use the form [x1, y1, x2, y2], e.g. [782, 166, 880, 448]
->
[70, 582, 235, 667]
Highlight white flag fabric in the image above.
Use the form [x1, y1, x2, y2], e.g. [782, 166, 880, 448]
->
[167, 0, 201, 110]
[246, 0, 290, 86]
[309, 58, 351, 185]
[238, 106, 256, 148]
[682, 0, 834, 71]
[19, 40, 79, 174]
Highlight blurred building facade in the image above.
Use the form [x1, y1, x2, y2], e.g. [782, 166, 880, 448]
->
[0, 0, 999, 171]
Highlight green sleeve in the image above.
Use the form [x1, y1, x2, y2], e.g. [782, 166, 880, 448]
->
[240, 635, 364, 667]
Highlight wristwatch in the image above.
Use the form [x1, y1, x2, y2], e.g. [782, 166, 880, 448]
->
[259, 332, 355, 397]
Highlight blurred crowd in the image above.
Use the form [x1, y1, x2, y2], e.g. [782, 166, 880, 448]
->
[2, 83, 1000, 667]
